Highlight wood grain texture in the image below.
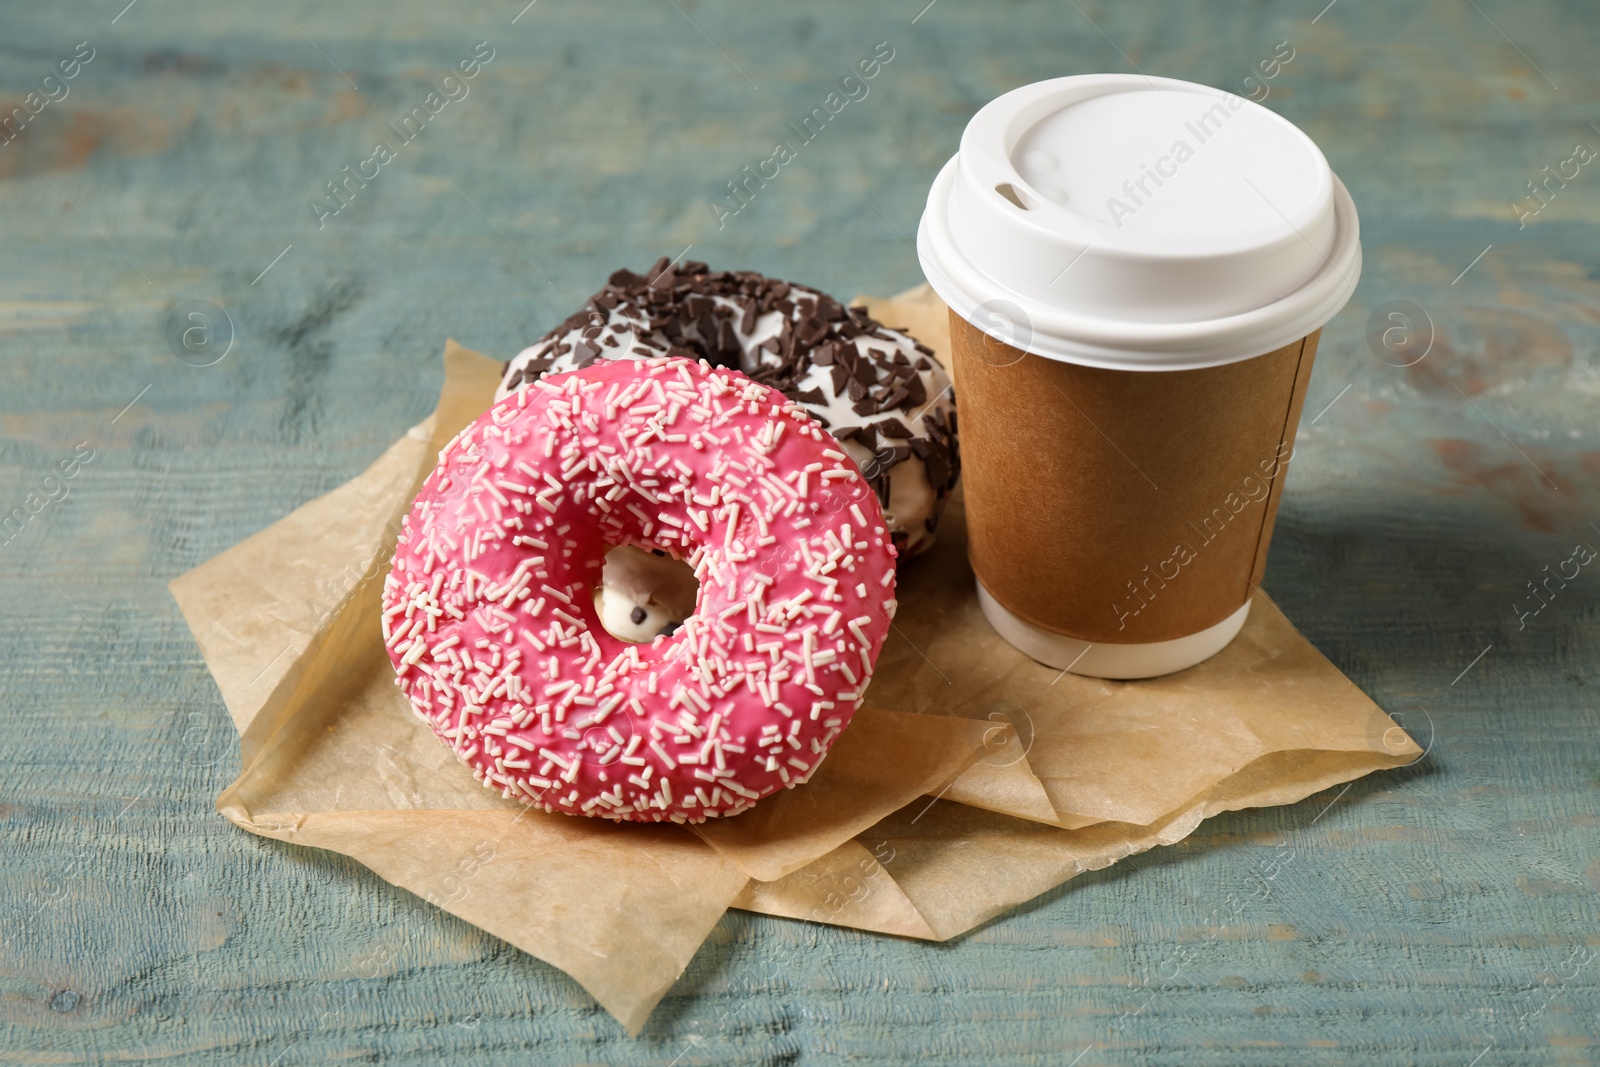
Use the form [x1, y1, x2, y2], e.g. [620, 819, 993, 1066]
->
[1, 1, 1597, 1063]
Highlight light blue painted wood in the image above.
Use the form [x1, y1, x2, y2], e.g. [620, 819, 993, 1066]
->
[2, 1, 1597, 1063]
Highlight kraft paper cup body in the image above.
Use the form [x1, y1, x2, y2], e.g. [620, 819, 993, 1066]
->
[918, 74, 1361, 678]
[950, 314, 1319, 674]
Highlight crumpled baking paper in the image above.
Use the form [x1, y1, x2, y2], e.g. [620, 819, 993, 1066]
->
[171, 285, 1419, 1035]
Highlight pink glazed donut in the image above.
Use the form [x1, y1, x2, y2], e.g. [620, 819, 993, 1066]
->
[383, 356, 898, 822]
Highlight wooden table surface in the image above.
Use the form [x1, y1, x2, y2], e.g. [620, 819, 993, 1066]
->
[3, 1, 1597, 1063]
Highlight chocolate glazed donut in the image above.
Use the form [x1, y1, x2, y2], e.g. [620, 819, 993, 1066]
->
[497, 260, 960, 641]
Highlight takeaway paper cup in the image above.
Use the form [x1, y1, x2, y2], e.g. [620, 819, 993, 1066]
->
[918, 74, 1361, 678]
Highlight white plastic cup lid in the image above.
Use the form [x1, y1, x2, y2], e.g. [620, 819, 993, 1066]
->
[918, 74, 1362, 370]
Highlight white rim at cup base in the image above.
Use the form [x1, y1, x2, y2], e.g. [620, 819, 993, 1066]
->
[976, 581, 1252, 679]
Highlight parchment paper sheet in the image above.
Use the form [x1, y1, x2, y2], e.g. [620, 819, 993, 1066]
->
[172, 286, 1419, 1034]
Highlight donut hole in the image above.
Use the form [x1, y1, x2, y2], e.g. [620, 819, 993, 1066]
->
[594, 544, 700, 644]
